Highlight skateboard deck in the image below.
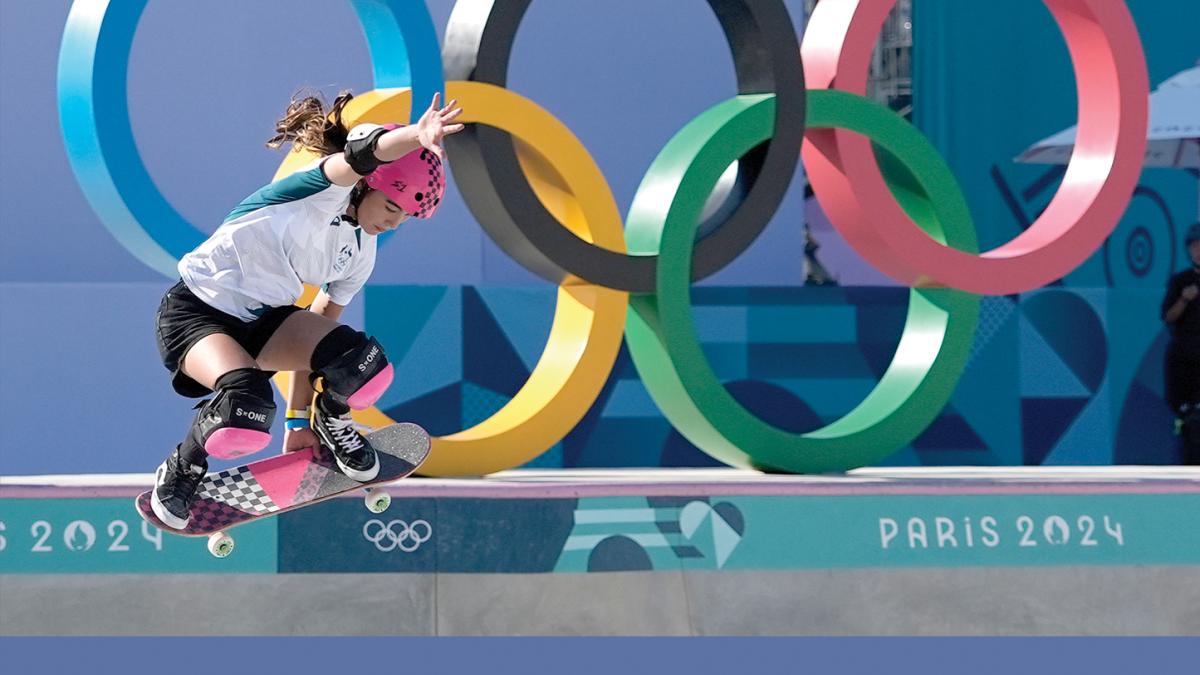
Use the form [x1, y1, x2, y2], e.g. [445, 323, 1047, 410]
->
[136, 422, 430, 539]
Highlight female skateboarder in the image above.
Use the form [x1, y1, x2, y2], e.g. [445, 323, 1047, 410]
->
[151, 91, 463, 528]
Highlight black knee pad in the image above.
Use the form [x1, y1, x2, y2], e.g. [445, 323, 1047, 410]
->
[310, 325, 366, 372]
[208, 369, 276, 424]
[213, 368, 275, 404]
[310, 325, 392, 410]
[185, 368, 276, 459]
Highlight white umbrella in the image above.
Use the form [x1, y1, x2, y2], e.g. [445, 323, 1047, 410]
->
[1017, 60, 1200, 219]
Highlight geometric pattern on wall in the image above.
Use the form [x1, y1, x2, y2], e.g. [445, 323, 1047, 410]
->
[557, 285, 905, 469]
[365, 285, 564, 461]
[905, 295, 1019, 467]
[907, 0, 1198, 466]
[1113, 329, 1180, 464]
[967, 295, 1017, 366]
[362, 284, 1178, 469]
[552, 496, 745, 572]
[1106, 282, 1184, 465]
[1017, 289, 1110, 465]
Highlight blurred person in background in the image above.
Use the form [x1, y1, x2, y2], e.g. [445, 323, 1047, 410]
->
[1161, 223, 1200, 463]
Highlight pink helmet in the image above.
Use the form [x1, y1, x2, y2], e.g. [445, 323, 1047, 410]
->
[363, 124, 445, 219]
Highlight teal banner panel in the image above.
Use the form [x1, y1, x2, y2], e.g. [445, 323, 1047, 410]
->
[721, 494, 1200, 570]
[277, 497, 577, 573]
[7, 493, 1197, 574]
[0, 499, 275, 574]
[277, 498, 440, 573]
[552, 494, 1200, 572]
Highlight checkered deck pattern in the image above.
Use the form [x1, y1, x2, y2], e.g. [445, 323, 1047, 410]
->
[187, 496, 252, 532]
[134, 491, 250, 535]
[199, 466, 277, 514]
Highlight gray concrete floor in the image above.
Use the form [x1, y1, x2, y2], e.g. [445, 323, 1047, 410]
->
[2, 567, 1198, 636]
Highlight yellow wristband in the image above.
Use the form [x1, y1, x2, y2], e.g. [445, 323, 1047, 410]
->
[285, 407, 311, 419]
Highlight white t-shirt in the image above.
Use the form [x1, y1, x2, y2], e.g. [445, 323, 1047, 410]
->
[179, 158, 377, 321]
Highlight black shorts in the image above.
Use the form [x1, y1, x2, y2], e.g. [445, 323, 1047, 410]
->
[155, 280, 303, 397]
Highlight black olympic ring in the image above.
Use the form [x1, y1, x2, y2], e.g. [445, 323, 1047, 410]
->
[362, 518, 433, 552]
[443, 0, 806, 292]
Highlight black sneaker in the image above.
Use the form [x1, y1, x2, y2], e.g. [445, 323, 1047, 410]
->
[150, 448, 207, 530]
[312, 397, 380, 481]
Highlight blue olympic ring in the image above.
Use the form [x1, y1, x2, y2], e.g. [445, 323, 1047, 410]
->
[57, 0, 444, 277]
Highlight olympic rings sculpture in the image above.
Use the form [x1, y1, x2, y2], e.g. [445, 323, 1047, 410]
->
[59, 0, 1148, 474]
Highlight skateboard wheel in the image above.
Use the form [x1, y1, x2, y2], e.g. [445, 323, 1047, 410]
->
[365, 490, 391, 514]
[207, 532, 235, 558]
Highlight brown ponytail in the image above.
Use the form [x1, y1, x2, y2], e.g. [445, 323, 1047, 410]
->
[265, 90, 355, 155]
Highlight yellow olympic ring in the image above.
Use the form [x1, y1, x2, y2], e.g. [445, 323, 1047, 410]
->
[273, 83, 628, 475]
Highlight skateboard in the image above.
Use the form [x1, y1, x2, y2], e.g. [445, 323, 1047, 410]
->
[136, 422, 431, 558]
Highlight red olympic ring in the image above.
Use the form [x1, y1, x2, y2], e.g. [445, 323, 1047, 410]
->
[802, 0, 1148, 294]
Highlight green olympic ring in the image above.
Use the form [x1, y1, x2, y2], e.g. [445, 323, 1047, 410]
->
[625, 89, 981, 473]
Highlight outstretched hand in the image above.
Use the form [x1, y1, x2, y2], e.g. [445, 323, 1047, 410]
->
[283, 427, 319, 454]
[415, 92, 465, 159]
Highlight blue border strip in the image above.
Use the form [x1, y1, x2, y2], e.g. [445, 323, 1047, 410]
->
[2, 638, 1197, 674]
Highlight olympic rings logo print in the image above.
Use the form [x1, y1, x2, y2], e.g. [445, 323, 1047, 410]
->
[363, 519, 433, 552]
[59, 0, 1148, 474]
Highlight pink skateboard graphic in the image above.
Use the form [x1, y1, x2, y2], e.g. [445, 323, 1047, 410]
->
[136, 422, 430, 557]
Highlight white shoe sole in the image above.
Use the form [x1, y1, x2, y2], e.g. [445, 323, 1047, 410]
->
[333, 451, 380, 482]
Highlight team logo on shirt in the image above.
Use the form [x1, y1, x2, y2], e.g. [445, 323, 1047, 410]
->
[333, 244, 354, 274]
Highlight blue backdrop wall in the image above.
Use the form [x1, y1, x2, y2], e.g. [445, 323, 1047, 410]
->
[911, 0, 1199, 468]
[0, 0, 1195, 475]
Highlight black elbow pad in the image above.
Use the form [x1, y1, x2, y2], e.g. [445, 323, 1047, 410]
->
[344, 124, 390, 175]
